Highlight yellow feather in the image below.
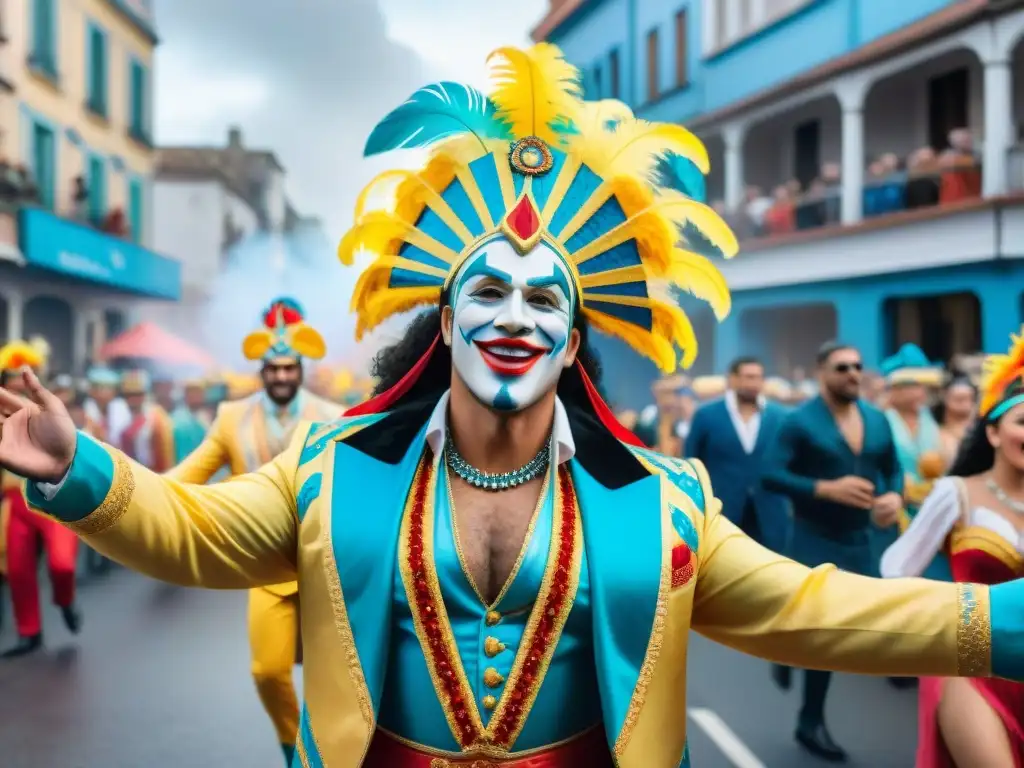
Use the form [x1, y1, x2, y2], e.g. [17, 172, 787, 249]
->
[354, 170, 409, 220]
[653, 301, 699, 369]
[574, 118, 709, 178]
[355, 286, 441, 340]
[578, 99, 635, 134]
[670, 248, 731, 320]
[487, 43, 582, 144]
[980, 327, 1024, 416]
[585, 308, 678, 372]
[337, 211, 409, 265]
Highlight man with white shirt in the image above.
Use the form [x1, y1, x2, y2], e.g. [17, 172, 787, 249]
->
[685, 357, 791, 553]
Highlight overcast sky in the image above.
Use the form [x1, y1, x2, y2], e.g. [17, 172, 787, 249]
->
[153, 0, 547, 238]
[153, 0, 548, 367]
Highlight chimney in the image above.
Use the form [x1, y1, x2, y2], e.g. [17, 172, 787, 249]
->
[227, 126, 243, 149]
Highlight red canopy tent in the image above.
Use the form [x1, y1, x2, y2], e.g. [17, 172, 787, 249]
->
[98, 322, 215, 368]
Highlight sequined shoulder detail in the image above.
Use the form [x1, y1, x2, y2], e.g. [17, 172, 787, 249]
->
[299, 413, 388, 465]
[626, 446, 705, 509]
[956, 583, 992, 677]
[66, 450, 135, 536]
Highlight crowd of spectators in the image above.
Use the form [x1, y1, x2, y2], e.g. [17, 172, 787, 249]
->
[713, 128, 983, 241]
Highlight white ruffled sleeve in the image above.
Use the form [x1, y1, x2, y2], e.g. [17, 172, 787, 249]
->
[880, 476, 962, 578]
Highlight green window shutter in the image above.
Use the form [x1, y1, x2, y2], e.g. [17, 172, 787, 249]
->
[128, 178, 143, 244]
[88, 156, 106, 224]
[32, 123, 56, 210]
[129, 61, 145, 137]
[88, 27, 107, 115]
[33, 0, 53, 67]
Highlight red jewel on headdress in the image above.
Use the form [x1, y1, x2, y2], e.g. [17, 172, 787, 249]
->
[505, 195, 541, 242]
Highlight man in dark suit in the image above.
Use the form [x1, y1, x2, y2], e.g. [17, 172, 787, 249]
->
[685, 356, 790, 554]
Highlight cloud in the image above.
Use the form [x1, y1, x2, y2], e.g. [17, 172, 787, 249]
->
[154, 0, 431, 237]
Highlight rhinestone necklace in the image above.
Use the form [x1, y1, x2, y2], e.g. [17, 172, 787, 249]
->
[985, 476, 1024, 515]
[445, 435, 551, 491]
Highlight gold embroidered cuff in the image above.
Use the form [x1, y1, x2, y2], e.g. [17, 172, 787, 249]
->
[66, 451, 135, 537]
[957, 583, 992, 677]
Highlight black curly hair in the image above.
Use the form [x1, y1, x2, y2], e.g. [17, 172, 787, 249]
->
[370, 286, 605, 407]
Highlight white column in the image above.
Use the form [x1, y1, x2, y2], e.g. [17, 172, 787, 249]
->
[983, 57, 1013, 197]
[72, 303, 91, 375]
[840, 101, 865, 225]
[723, 122, 747, 210]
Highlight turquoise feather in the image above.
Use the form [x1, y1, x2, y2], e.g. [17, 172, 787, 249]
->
[364, 82, 511, 157]
[651, 152, 706, 203]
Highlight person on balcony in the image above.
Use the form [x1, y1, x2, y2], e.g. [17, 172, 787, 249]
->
[907, 147, 942, 209]
[763, 183, 797, 235]
[0, 338, 82, 659]
[939, 128, 982, 203]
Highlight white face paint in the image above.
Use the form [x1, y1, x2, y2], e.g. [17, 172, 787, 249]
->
[448, 237, 576, 412]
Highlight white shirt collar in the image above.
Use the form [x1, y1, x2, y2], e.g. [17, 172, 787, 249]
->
[425, 389, 576, 466]
[725, 389, 766, 411]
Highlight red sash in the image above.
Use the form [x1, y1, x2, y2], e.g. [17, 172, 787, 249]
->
[362, 727, 612, 768]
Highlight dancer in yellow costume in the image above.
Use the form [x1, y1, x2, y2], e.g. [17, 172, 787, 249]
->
[6, 44, 1024, 768]
[165, 298, 341, 763]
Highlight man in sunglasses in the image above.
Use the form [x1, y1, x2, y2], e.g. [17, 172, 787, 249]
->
[762, 341, 903, 762]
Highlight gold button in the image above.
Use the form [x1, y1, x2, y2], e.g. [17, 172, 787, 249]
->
[484, 637, 506, 657]
[482, 694, 497, 710]
[485, 610, 501, 626]
[483, 667, 505, 688]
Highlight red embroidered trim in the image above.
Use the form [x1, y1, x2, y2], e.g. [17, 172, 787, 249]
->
[406, 461, 478, 747]
[490, 467, 578, 746]
[671, 543, 694, 588]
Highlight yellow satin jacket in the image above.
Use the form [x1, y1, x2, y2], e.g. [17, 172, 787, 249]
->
[50, 415, 989, 767]
[164, 390, 340, 597]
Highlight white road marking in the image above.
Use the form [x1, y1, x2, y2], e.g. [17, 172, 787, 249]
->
[688, 707, 767, 768]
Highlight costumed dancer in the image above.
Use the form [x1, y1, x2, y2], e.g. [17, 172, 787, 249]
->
[882, 327, 1024, 767]
[762, 341, 904, 761]
[685, 357, 790, 553]
[171, 378, 211, 463]
[118, 370, 175, 473]
[84, 366, 130, 445]
[7, 44, 1024, 768]
[0, 339, 81, 658]
[164, 298, 340, 765]
[880, 343, 950, 581]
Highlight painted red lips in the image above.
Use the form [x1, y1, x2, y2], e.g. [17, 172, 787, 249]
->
[474, 337, 549, 377]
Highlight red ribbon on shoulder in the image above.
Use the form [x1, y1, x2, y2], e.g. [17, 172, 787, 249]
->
[345, 333, 645, 448]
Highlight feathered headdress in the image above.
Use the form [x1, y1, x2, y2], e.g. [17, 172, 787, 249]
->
[980, 327, 1024, 420]
[241, 297, 326, 362]
[0, 336, 49, 372]
[338, 43, 737, 371]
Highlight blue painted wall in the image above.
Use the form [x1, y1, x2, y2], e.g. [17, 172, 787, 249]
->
[549, 0, 960, 122]
[714, 260, 1024, 372]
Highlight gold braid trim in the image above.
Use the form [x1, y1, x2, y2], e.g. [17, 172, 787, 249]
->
[956, 583, 992, 677]
[65, 450, 135, 536]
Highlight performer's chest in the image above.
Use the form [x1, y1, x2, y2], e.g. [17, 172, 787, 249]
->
[448, 475, 546, 605]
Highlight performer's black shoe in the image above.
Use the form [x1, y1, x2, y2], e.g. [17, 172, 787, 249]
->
[795, 723, 848, 762]
[1, 633, 43, 659]
[281, 743, 296, 766]
[61, 605, 83, 635]
[771, 663, 792, 690]
[887, 676, 916, 690]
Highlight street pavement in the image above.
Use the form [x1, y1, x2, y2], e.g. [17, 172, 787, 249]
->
[0, 569, 917, 767]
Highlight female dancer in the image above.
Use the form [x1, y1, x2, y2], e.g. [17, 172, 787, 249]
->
[934, 376, 977, 468]
[881, 328, 1024, 766]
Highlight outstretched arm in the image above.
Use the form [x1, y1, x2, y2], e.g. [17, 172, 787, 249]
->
[689, 460, 991, 679]
[26, 427, 307, 590]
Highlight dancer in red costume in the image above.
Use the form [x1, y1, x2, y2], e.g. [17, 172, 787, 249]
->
[0, 340, 82, 659]
[882, 327, 1024, 766]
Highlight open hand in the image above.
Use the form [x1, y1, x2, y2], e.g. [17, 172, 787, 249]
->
[0, 368, 77, 482]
